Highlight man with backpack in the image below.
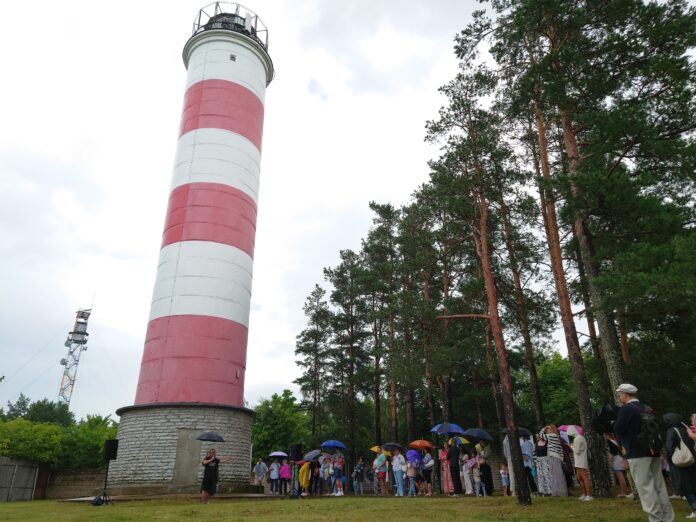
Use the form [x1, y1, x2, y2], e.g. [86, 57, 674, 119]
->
[613, 383, 674, 522]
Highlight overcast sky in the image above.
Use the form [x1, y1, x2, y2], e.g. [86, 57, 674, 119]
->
[0, 0, 488, 419]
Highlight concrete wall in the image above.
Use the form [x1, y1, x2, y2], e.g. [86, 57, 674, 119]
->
[46, 468, 105, 499]
[108, 403, 257, 495]
[0, 457, 37, 502]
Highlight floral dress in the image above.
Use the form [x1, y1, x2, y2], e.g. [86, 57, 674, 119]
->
[440, 449, 453, 494]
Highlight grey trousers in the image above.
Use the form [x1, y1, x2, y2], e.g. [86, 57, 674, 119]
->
[628, 457, 674, 522]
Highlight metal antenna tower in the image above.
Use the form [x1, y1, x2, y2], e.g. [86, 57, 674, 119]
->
[58, 309, 92, 405]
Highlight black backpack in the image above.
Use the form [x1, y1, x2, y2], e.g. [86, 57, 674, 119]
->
[632, 403, 663, 457]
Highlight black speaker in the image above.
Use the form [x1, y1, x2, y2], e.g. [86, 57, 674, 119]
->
[103, 439, 119, 463]
[290, 443, 303, 461]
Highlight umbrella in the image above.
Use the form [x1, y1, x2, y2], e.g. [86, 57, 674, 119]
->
[502, 427, 533, 437]
[462, 428, 494, 442]
[320, 439, 346, 450]
[430, 422, 466, 435]
[370, 445, 391, 457]
[559, 424, 584, 436]
[409, 439, 433, 450]
[303, 449, 321, 461]
[448, 436, 470, 446]
[406, 449, 421, 463]
[196, 431, 224, 442]
[269, 451, 288, 457]
[382, 442, 405, 452]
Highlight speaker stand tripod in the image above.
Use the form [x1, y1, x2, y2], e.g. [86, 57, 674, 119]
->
[99, 460, 114, 505]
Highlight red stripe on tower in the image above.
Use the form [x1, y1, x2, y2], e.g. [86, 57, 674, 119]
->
[134, 315, 248, 405]
[161, 182, 257, 258]
[179, 79, 265, 151]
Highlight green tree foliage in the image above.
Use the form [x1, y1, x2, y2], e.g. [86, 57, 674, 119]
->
[0, 396, 117, 469]
[288, 2, 695, 495]
[58, 415, 118, 469]
[252, 390, 309, 461]
[25, 399, 75, 427]
[0, 419, 64, 467]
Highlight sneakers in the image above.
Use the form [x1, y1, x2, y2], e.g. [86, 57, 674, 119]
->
[579, 495, 587, 501]
[685, 513, 696, 519]
[582, 496, 594, 501]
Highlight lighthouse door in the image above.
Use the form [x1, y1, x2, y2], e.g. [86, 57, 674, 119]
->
[172, 428, 202, 486]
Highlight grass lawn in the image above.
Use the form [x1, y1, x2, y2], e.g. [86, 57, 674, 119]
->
[0, 495, 681, 521]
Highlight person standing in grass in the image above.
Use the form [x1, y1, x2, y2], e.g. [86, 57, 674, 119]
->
[333, 451, 345, 496]
[373, 446, 389, 496]
[613, 383, 674, 522]
[440, 444, 454, 495]
[407, 459, 418, 497]
[279, 458, 291, 495]
[567, 426, 592, 501]
[447, 441, 463, 496]
[664, 413, 696, 519]
[500, 462, 510, 496]
[476, 441, 494, 496]
[421, 450, 434, 497]
[200, 448, 232, 504]
[269, 458, 280, 495]
[353, 457, 365, 496]
[535, 431, 552, 496]
[392, 448, 406, 497]
[605, 433, 631, 498]
[544, 425, 569, 497]
[253, 457, 268, 487]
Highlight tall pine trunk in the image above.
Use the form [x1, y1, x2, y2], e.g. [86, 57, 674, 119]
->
[499, 196, 545, 427]
[474, 194, 531, 505]
[532, 98, 611, 497]
[388, 314, 399, 441]
[374, 353, 382, 445]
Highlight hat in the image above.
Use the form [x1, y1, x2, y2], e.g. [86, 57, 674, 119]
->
[615, 383, 638, 394]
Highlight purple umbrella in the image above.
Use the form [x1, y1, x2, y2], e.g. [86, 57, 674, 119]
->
[406, 449, 421, 464]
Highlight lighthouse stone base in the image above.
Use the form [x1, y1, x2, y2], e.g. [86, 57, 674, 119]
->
[108, 403, 259, 495]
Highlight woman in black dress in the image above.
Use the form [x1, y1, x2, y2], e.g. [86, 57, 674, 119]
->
[201, 448, 233, 504]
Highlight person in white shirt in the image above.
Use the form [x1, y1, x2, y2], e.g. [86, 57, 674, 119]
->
[567, 425, 592, 501]
[392, 448, 406, 497]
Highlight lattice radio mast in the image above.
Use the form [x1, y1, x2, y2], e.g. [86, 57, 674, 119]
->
[58, 309, 91, 405]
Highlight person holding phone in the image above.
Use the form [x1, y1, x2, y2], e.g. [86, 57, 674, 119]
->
[201, 448, 232, 504]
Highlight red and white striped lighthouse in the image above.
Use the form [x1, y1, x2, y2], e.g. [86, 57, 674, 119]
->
[110, 3, 273, 494]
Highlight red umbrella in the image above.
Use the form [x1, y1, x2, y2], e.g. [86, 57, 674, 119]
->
[409, 439, 433, 450]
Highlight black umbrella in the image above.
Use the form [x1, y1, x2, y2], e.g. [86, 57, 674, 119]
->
[502, 427, 533, 437]
[462, 428, 494, 442]
[303, 449, 322, 461]
[382, 442, 405, 452]
[197, 431, 224, 442]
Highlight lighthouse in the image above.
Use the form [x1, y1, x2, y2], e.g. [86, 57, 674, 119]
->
[109, 2, 273, 494]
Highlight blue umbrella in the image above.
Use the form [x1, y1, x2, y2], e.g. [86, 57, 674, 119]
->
[320, 439, 346, 450]
[462, 428, 494, 442]
[303, 449, 321, 461]
[430, 422, 466, 435]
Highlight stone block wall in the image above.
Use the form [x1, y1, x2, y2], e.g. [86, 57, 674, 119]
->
[108, 403, 255, 495]
[46, 468, 106, 499]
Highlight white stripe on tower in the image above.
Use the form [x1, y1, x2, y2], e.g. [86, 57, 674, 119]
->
[134, 26, 272, 408]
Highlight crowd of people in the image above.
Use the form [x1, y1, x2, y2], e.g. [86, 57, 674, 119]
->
[210, 382, 696, 522]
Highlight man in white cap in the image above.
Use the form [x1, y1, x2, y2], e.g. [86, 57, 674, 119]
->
[613, 383, 674, 522]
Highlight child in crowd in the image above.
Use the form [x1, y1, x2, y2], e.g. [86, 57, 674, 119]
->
[500, 462, 510, 496]
[473, 459, 484, 496]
